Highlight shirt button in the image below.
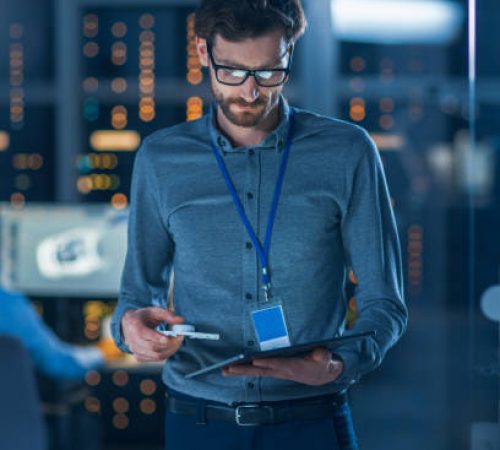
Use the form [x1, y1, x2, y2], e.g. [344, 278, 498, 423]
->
[245, 241, 252, 249]
[217, 136, 226, 147]
[248, 149, 255, 156]
[246, 192, 254, 200]
[245, 293, 253, 300]
[247, 382, 255, 389]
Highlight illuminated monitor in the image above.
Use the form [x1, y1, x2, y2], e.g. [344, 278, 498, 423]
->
[0, 203, 127, 297]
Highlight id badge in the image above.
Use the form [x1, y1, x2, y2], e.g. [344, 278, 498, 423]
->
[251, 298, 291, 351]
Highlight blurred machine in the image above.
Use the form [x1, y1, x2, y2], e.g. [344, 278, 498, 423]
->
[1, 2, 205, 448]
[0, 204, 127, 297]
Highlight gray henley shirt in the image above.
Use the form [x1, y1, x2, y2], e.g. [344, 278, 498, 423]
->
[111, 97, 408, 404]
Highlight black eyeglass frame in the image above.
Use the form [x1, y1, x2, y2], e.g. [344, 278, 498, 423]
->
[206, 41, 294, 87]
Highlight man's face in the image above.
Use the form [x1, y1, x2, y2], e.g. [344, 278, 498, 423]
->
[197, 29, 291, 128]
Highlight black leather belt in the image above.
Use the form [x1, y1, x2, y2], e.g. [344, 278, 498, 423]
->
[166, 391, 347, 426]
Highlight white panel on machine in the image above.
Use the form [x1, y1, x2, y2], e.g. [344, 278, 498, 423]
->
[0, 203, 127, 297]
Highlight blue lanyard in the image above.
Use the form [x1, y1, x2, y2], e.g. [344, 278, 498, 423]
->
[211, 110, 295, 301]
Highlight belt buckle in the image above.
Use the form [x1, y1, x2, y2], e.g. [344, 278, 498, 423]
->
[235, 404, 273, 426]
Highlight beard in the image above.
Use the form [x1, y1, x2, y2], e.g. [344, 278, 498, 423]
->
[211, 81, 280, 128]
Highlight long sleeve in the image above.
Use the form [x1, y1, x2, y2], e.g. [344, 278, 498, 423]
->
[111, 139, 175, 352]
[101, 105, 407, 402]
[334, 130, 408, 385]
[0, 290, 103, 380]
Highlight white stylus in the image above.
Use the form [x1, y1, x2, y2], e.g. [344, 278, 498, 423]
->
[158, 324, 220, 341]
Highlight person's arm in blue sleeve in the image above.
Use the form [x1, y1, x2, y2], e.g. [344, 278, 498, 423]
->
[334, 129, 409, 385]
[0, 288, 103, 380]
[111, 138, 175, 353]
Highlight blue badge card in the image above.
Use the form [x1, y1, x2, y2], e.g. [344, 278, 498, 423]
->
[251, 304, 291, 351]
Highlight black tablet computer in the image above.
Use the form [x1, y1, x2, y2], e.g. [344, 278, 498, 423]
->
[185, 330, 375, 379]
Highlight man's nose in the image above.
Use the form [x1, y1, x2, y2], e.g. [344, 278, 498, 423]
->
[239, 75, 259, 102]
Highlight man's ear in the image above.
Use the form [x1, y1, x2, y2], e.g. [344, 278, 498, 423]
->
[195, 36, 209, 67]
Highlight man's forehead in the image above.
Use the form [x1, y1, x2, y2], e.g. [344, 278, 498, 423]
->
[211, 33, 289, 67]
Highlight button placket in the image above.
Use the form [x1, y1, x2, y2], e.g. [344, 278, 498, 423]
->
[241, 147, 261, 400]
[242, 148, 259, 305]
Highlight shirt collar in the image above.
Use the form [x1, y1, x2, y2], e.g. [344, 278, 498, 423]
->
[208, 95, 291, 154]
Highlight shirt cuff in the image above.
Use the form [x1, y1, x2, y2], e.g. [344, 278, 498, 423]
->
[72, 346, 104, 370]
[331, 349, 361, 387]
[111, 301, 139, 354]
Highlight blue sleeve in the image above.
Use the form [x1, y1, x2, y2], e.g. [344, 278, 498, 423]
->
[111, 140, 174, 352]
[0, 289, 103, 380]
[334, 130, 408, 385]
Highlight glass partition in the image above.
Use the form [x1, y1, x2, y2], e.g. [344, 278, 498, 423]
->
[321, 0, 499, 448]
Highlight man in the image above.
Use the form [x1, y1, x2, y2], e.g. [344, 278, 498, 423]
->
[111, 1, 408, 449]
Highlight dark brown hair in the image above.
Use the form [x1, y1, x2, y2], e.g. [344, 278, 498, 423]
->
[194, 0, 307, 44]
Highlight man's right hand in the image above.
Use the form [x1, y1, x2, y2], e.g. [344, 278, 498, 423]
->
[121, 307, 185, 363]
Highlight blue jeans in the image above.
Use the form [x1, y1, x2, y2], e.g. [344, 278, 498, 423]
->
[165, 390, 359, 450]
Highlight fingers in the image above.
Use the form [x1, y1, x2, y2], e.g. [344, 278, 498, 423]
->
[124, 319, 167, 348]
[144, 307, 184, 326]
[136, 335, 184, 355]
[307, 348, 343, 376]
[122, 307, 185, 362]
[252, 357, 287, 370]
[223, 358, 295, 378]
[223, 350, 343, 385]
[326, 358, 343, 377]
[136, 327, 169, 344]
[309, 347, 332, 363]
[222, 363, 276, 378]
[131, 336, 184, 362]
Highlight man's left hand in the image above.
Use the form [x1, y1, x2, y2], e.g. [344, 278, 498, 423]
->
[222, 347, 344, 386]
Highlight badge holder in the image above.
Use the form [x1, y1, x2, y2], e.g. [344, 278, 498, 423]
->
[251, 281, 291, 351]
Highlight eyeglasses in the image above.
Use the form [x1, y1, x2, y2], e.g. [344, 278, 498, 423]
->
[206, 42, 294, 87]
